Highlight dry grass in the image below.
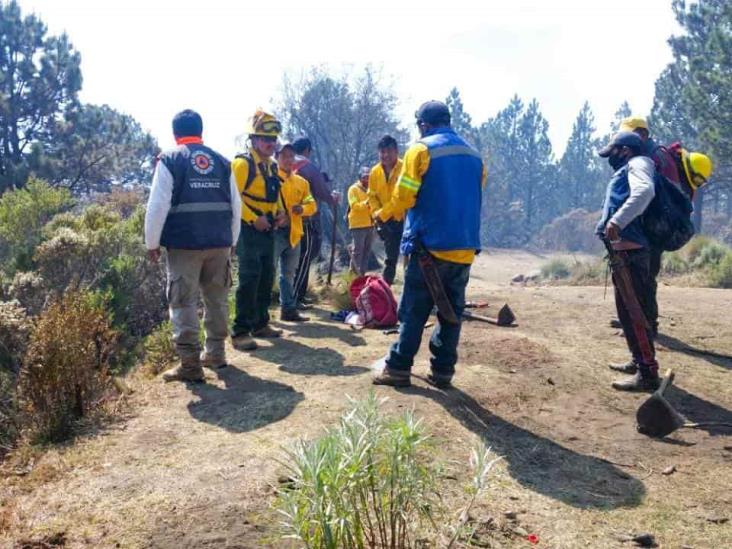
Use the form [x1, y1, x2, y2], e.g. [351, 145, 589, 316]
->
[1, 250, 730, 548]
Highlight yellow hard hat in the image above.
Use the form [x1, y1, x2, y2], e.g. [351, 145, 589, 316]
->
[681, 150, 713, 190]
[619, 116, 649, 133]
[248, 109, 282, 137]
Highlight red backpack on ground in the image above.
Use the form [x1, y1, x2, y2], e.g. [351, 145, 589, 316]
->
[350, 275, 398, 328]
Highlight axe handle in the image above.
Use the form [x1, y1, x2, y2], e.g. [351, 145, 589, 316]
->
[657, 369, 675, 396]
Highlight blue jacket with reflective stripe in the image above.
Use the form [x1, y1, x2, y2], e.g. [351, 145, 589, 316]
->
[401, 127, 483, 255]
[596, 164, 649, 247]
[160, 143, 233, 249]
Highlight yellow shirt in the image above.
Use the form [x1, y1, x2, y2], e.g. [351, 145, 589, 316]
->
[368, 158, 404, 222]
[232, 148, 284, 223]
[347, 181, 373, 229]
[388, 143, 487, 264]
[279, 169, 317, 247]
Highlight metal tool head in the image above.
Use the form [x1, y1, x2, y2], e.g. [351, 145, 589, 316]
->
[497, 304, 517, 327]
[636, 370, 687, 438]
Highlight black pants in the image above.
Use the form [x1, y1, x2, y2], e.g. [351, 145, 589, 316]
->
[294, 222, 317, 303]
[612, 248, 659, 377]
[377, 220, 404, 285]
[232, 224, 274, 336]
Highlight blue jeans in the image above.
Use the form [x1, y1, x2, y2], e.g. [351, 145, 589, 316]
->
[274, 228, 301, 312]
[385, 253, 470, 381]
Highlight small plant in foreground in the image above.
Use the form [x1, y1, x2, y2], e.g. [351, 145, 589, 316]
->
[275, 392, 499, 549]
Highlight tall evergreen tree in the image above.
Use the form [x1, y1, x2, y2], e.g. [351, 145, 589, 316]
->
[0, 0, 82, 192]
[559, 102, 605, 211]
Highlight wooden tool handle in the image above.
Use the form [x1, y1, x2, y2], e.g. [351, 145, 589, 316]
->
[658, 369, 675, 396]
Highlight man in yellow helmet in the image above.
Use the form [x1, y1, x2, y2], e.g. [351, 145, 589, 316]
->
[230, 110, 287, 351]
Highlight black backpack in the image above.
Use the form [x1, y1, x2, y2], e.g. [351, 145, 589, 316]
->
[642, 172, 695, 251]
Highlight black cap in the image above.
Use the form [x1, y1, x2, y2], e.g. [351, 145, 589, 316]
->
[598, 131, 643, 157]
[415, 100, 451, 126]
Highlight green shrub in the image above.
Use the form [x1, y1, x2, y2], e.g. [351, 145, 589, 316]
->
[692, 241, 728, 269]
[662, 252, 690, 275]
[0, 179, 73, 275]
[680, 235, 715, 264]
[19, 291, 118, 443]
[143, 321, 176, 377]
[708, 252, 732, 289]
[541, 258, 572, 280]
[276, 392, 500, 549]
[568, 260, 606, 285]
[0, 301, 32, 456]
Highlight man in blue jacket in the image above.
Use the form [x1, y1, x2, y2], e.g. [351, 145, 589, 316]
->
[596, 131, 660, 392]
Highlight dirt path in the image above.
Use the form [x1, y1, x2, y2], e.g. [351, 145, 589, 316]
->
[2, 250, 731, 548]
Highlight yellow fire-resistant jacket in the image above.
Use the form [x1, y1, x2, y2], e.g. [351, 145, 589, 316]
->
[279, 169, 317, 247]
[347, 181, 373, 229]
[368, 158, 404, 222]
[232, 148, 284, 224]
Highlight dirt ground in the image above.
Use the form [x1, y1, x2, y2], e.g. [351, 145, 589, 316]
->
[2, 249, 731, 548]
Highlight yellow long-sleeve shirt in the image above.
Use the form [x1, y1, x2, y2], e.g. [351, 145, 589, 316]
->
[368, 158, 404, 222]
[232, 148, 284, 224]
[388, 143, 487, 264]
[279, 168, 317, 247]
[347, 181, 373, 229]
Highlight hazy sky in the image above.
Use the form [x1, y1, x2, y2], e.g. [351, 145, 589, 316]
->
[18, 0, 680, 158]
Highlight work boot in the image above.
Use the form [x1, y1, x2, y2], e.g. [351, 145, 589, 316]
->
[609, 318, 623, 329]
[611, 372, 660, 392]
[200, 351, 227, 369]
[161, 364, 205, 383]
[426, 373, 453, 390]
[281, 309, 309, 322]
[608, 359, 638, 375]
[296, 301, 312, 311]
[372, 367, 411, 387]
[232, 334, 258, 351]
[252, 325, 282, 338]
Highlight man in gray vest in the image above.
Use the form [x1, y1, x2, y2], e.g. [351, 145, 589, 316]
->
[145, 109, 242, 382]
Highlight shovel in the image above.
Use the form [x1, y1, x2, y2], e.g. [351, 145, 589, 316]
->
[462, 304, 517, 327]
[636, 369, 732, 437]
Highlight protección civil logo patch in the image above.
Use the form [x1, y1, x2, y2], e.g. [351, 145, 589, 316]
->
[191, 151, 215, 175]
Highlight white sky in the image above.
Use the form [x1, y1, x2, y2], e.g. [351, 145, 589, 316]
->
[18, 0, 680, 159]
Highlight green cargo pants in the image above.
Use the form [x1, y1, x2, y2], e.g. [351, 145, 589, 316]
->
[232, 223, 275, 337]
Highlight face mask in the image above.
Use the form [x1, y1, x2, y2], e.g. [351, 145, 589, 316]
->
[608, 152, 629, 171]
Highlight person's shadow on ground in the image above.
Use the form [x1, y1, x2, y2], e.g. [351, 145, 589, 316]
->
[664, 384, 732, 436]
[186, 366, 304, 433]
[656, 332, 732, 371]
[254, 338, 369, 377]
[399, 379, 646, 510]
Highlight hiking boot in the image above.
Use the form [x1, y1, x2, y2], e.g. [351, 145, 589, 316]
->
[252, 325, 282, 338]
[372, 367, 411, 387]
[611, 372, 661, 393]
[426, 373, 453, 390]
[296, 301, 312, 311]
[200, 351, 227, 369]
[232, 334, 258, 351]
[281, 309, 309, 322]
[608, 360, 638, 375]
[610, 318, 623, 329]
[161, 365, 205, 383]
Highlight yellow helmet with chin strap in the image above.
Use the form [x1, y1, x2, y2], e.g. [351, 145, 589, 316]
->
[681, 150, 713, 191]
[248, 109, 282, 137]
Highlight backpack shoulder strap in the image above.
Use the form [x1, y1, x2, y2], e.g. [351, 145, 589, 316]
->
[235, 153, 257, 190]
